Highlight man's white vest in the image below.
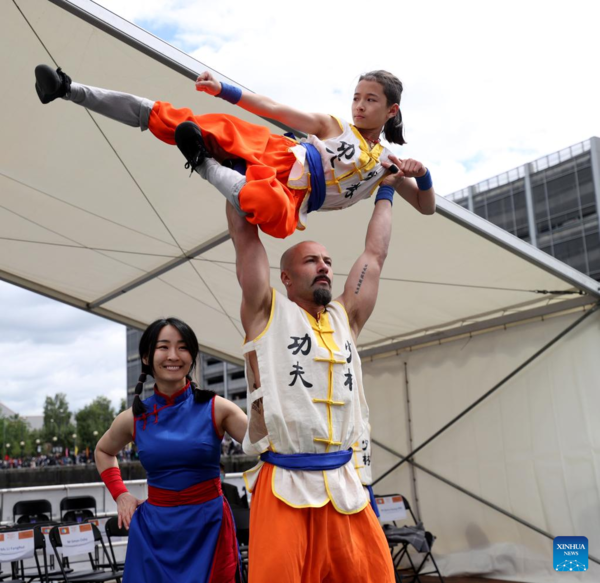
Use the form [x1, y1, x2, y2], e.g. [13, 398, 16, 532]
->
[353, 425, 373, 486]
[242, 289, 369, 514]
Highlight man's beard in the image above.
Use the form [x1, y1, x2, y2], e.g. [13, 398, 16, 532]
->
[313, 287, 332, 306]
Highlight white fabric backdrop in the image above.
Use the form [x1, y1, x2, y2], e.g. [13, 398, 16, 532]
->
[363, 310, 600, 582]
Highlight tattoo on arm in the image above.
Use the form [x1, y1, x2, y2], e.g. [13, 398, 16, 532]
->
[251, 384, 263, 413]
[251, 398, 264, 414]
[354, 264, 368, 295]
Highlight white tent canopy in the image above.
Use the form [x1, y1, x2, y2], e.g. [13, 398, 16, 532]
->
[2, 1, 600, 581]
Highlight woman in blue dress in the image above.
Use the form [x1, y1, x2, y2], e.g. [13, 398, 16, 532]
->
[95, 317, 247, 583]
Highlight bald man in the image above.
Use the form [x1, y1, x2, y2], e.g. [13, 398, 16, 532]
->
[228, 158, 427, 582]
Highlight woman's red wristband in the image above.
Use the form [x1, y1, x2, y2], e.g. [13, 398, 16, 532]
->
[101, 467, 129, 501]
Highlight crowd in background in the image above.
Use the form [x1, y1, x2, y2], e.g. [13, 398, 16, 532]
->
[1, 440, 247, 471]
[1, 447, 138, 469]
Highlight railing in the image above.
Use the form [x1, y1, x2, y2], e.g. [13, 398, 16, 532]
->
[446, 138, 592, 203]
[1, 473, 245, 524]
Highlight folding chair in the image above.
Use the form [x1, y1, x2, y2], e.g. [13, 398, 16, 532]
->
[13, 500, 52, 525]
[13, 521, 72, 582]
[104, 517, 128, 571]
[231, 506, 250, 583]
[49, 523, 123, 582]
[377, 493, 444, 583]
[59, 497, 97, 523]
[0, 525, 47, 583]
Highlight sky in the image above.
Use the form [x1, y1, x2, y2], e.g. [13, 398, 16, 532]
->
[2, 0, 599, 417]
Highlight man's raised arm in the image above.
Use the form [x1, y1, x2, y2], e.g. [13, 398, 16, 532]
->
[226, 203, 272, 339]
[338, 198, 393, 339]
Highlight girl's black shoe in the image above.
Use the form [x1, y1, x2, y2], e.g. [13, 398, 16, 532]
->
[174, 121, 212, 175]
[34, 65, 72, 104]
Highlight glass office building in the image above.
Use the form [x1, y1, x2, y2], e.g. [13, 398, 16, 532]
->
[126, 328, 246, 409]
[447, 137, 600, 280]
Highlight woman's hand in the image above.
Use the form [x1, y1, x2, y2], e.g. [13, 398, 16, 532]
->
[116, 492, 144, 529]
[195, 71, 222, 96]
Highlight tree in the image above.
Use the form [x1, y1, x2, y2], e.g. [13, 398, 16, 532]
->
[75, 397, 115, 450]
[1, 414, 33, 457]
[42, 393, 75, 451]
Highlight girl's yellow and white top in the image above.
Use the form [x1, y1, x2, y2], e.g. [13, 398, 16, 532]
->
[287, 116, 393, 228]
[242, 289, 370, 514]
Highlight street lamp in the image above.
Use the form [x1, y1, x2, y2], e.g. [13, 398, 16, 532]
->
[35, 438, 41, 454]
[72, 433, 77, 462]
[20, 441, 25, 456]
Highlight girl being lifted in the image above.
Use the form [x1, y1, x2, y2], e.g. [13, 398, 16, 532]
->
[35, 65, 435, 238]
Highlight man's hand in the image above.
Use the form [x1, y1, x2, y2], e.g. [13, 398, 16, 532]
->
[195, 71, 222, 96]
[116, 492, 144, 529]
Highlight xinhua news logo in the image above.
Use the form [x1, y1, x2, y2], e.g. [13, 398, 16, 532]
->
[554, 536, 588, 572]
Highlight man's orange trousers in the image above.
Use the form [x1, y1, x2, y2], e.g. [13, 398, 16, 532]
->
[247, 463, 395, 583]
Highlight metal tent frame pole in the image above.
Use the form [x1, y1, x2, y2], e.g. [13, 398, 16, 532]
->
[372, 303, 599, 485]
[372, 439, 600, 566]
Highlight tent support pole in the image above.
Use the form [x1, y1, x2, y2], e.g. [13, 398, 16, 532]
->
[403, 361, 421, 521]
[372, 439, 600, 566]
[372, 303, 599, 486]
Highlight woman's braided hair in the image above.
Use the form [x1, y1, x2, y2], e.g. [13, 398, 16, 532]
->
[132, 317, 215, 416]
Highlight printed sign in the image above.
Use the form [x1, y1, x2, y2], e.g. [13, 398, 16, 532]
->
[376, 495, 407, 522]
[58, 523, 95, 558]
[41, 526, 56, 558]
[88, 517, 112, 541]
[0, 529, 35, 561]
[554, 536, 588, 572]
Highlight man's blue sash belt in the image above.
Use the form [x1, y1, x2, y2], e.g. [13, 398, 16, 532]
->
[260, 449, 352, 471]
[261, 450, 380, 515]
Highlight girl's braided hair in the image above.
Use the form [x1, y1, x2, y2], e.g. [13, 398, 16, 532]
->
[359, 70, 406, 145]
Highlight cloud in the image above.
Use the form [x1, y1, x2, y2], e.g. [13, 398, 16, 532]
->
[0, 281, 125, 415]
[0, 283, 118, 344]
[4, 0, 599, 417]
[96, 0, 600, 195]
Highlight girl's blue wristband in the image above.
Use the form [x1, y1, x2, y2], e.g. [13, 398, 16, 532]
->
[416, 168, 433, 191]
[216, 82, 242, 105]
[375, 184, 395, 205]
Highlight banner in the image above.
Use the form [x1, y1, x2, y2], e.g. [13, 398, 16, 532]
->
[376, 495, 407, 522]
[0, 529, 35, 561]
[57, 524, 95, 558]
[88, 517, 110, 541]
[41, 525, 56, 558]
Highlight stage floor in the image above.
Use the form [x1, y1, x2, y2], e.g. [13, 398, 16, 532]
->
[422, 577, 526, 583]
